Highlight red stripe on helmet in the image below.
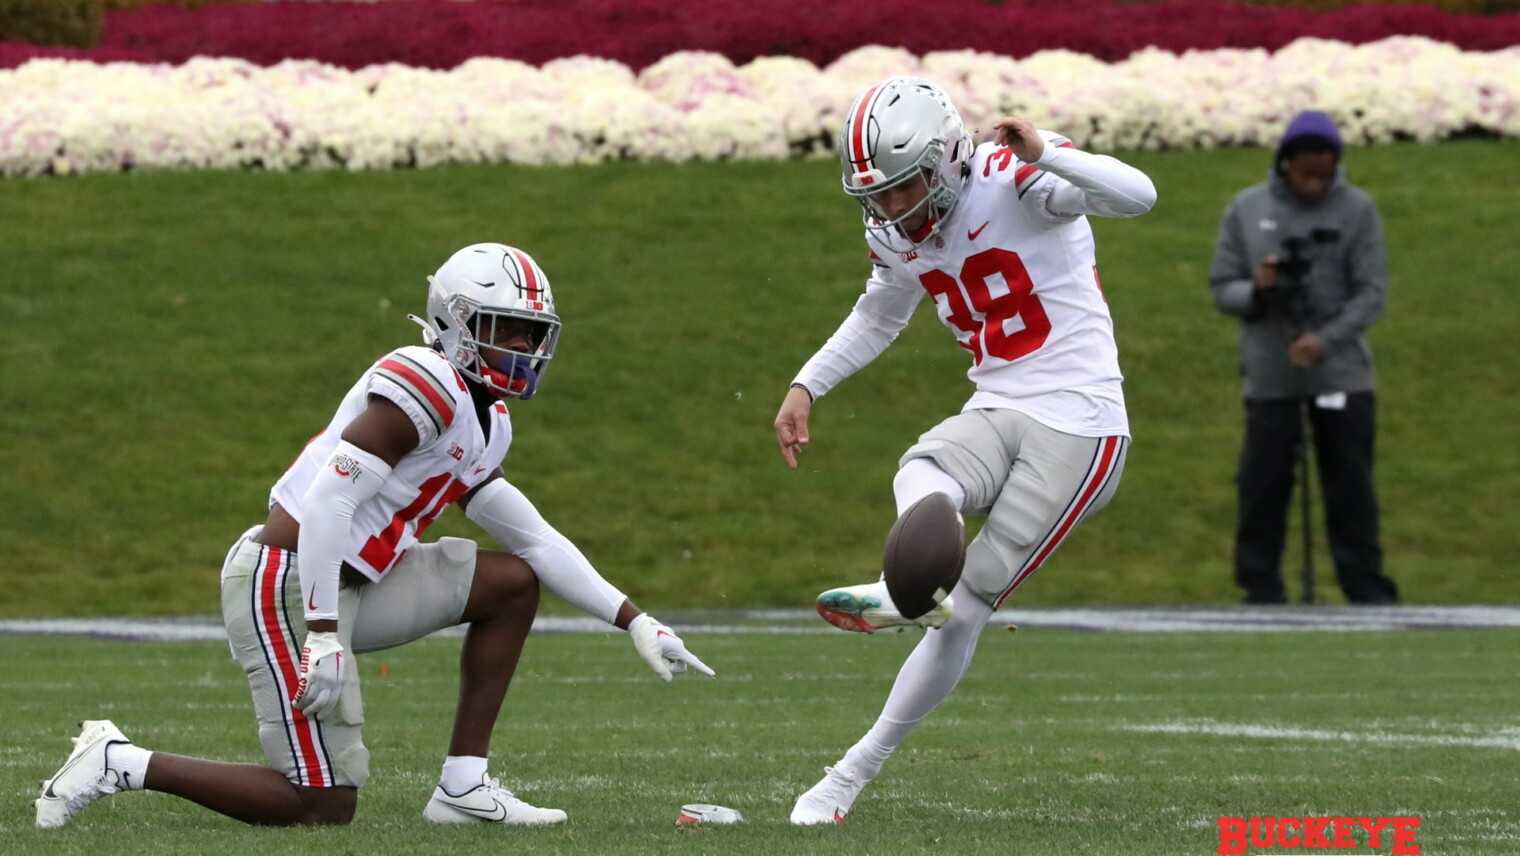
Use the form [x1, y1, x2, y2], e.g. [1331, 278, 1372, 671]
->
[850, 83, 884, 169]
[507, 248, 542, 301]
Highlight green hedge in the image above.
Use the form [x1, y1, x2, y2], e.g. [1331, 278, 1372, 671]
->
[0, 0, 255, 45]
[0, 0, 102, 48]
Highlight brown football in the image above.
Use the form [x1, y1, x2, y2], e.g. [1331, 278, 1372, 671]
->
[882, 493, 966, 620]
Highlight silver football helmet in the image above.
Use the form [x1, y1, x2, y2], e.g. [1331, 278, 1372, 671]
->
[839, 76, 974, 253]
[414, 243, 561, 400]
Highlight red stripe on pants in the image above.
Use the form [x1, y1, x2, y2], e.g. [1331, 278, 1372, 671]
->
[259, 547, 328, 787]
[994, 436, 1121, 608]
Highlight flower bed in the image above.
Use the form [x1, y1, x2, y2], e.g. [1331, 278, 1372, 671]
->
[2, 0, 1519, 71]
[3, 38, 1515, 177]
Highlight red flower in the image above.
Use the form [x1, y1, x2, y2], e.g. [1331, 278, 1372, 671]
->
[3, 0, 1516, 70]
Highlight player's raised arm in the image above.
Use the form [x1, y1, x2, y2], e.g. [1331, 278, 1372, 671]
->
[992, 116, 1156, 220]
[992, 116, 1046, 164]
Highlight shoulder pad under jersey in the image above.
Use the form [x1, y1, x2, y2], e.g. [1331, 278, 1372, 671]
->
[367, 346, 469, 442]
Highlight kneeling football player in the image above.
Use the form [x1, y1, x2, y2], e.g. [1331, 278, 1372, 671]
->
[37, 243, 713, 830]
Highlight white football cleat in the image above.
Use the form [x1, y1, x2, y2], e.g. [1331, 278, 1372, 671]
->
[790, 765, 868, 825]
[423, 775, 567, 826]
[815, 580, 953, 633]
[35, 720, 129, 829]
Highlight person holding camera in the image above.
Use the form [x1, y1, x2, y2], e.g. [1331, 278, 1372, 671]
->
[1209, 109, 1399, 605]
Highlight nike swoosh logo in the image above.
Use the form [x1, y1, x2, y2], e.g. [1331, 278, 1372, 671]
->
[967, 221, 989, 240]
[474, 467, 488, 475]
[121, 771, 133, 790]
[656, 630, 673, 639]
[834, 809, 847, 822]
[451, 799, 508, 821]
[42, 736, 110, 799]
[307, 587, 319, 612]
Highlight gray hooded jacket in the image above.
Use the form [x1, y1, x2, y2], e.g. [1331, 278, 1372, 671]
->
[1208, 113, 1386, 400]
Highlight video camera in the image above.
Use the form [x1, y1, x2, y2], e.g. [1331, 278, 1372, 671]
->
[1277, 227, 1341, 283]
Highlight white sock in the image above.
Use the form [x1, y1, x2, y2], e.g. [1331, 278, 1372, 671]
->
[440, 755, 488, 794]
[106, 744, 151, 791]
[841, 718, 910, 781]
[841, 585, 994, 781]
[893, 458, 966, 516]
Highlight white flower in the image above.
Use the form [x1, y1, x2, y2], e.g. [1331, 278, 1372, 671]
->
[2, 38, 1516, 177]
[824, 45, 922, 92]
[741, 55, 847, 155]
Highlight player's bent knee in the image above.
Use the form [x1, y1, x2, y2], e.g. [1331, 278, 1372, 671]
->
[893, 458, 968, 515]
[295, 785, 358, 826]
[466, 550, 541, 619]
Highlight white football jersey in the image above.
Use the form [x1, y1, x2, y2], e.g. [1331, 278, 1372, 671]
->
[798, 135, 1134, 438]
[270, 345, 513, 581]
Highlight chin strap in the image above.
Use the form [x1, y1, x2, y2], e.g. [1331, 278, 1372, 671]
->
[483, 352, 539, 400]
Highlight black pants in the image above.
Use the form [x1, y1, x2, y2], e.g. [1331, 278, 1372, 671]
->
[1233, 393, 1397, 604]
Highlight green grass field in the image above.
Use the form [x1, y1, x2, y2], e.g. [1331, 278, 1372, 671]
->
[3, 628, 1516, 854]
[2, 142, 1518, 618]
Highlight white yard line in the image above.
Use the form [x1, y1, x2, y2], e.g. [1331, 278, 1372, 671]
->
[4, 605, 1520, 641]
[1122, 719, 1520, 751]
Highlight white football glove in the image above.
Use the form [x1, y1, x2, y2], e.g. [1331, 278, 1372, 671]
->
[292, 631, 345, 720]
[629, 614, 715, 683]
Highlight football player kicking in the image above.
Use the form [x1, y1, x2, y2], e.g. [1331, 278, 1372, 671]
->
[36, 243, 713, 830]
[773, 77, 1155, 824]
